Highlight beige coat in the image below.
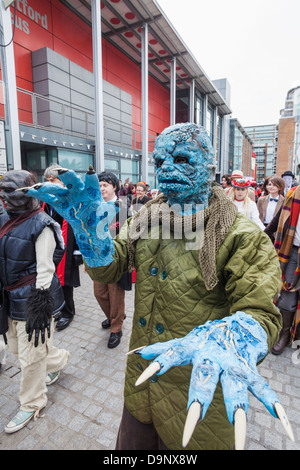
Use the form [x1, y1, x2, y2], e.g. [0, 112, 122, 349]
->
[257, 194, 284, 224]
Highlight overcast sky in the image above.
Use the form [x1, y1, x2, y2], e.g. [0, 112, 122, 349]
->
[156, 0, 300, 128]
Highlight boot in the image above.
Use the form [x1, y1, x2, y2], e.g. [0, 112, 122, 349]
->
[271, 309, 294, 355]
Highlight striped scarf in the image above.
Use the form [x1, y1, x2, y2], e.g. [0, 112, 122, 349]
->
[274, 185, 300, 339]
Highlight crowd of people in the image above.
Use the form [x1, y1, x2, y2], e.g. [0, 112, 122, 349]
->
[221, 168, 300, 356]
[0, 122, 296, 450]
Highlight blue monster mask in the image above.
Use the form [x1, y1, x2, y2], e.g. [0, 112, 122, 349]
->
[153, 123, 215, 212]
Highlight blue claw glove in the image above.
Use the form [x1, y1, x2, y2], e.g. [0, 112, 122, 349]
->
[25, 168, 118, 267]
[134, 312, 289, 446]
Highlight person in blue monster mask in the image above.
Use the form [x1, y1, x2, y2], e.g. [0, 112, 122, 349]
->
[23, 123, 293, 450]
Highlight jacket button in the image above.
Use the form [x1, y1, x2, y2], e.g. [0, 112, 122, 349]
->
[139, 317, 146, 327]
[150, 267, 158, 276]
[161, 271, 167, 280]
[155, 323, 164, 334]
[149, 375, 158, 383]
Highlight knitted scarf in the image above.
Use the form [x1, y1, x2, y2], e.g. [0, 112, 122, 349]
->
[274, 185, 300, 339]
[128, 184, 238, 291]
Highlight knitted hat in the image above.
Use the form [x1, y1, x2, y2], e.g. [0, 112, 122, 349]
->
[231, 178, 251, 188]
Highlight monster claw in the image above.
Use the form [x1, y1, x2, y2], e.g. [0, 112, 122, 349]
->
[274, 402, 294, 442]
[16, 187, 28, 193]
[57, 167, 69, 175]
[87, 165, 95, 174]
[126, 346, 146, 356]
[16, 183, 42, 192]
[135, 362, 161, 386]
[234, 408, 247, 450]
[182, 401, 202, 448]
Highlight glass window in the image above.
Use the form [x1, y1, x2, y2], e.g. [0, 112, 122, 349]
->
[48, 149, 58, 165]
[121, 158, 138, 175]
[207, 106, 214, 144]
[176, 90, 189, 123]
[216, 115, 222, 171]
[24, 148, 59, 182]
[26, 150, 47, 170]
[195, 93, 203, 126]
[105, 158, 119, 171]
[58, 150, 93, 172]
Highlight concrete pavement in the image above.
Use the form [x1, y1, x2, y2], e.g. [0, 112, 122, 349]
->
[0, 266, 299, 450]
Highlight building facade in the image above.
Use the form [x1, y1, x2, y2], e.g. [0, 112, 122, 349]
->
[276, 85, 300, 179]
[245, 124, 277, 183]
[0, 0, 231, 187]
[229, 119, 254, 178]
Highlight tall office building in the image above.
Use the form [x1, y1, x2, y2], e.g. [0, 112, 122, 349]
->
[229, 119, 254, 178]
[276, 85, 300, 178]
[244, 124, 277, 183]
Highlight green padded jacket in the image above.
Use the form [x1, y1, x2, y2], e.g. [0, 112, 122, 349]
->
[86, 212, 282, 450]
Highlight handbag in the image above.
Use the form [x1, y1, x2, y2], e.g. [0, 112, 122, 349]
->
[0, 283, 8, 344]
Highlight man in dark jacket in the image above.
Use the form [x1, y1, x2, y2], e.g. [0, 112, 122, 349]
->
[43, 164, 82, 331]
[0, 170, 69, 433]
[131, 182, 151, 214]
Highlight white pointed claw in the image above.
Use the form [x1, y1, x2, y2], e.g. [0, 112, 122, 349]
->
[182, 401, 202, 448]
[135, 362, 161, 386]
[126, 346, 146, 356]
[16, 183, 43, 192]
[274, 402, 294, 442]
[57, 167, 69, 172]
[234, 408, 247, 450]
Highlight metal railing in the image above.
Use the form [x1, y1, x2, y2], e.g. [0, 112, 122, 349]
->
[0, 81, 156, 153]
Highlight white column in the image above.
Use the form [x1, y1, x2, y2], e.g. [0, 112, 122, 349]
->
[189, 79, 195, 123]
[0, 1, 21, 170]
[170, 57, 176, 125]
[141, 22, 148, 182]
[91, 0, 104, 173]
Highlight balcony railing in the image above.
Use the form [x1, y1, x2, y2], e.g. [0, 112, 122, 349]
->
[0, 81, 156, 153]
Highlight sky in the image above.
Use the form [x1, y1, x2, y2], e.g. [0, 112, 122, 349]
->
[156, 0, 300, 128]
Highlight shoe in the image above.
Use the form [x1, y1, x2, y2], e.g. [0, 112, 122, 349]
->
[108, 331, 122, 348]
[102, 315, 126, 330]
[56, 317, 73, 331]
[5, 410, 35, 434]
[53, 311, 62, 322]
[46, 370, 60, 385]
[102, 318, 111, 329]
